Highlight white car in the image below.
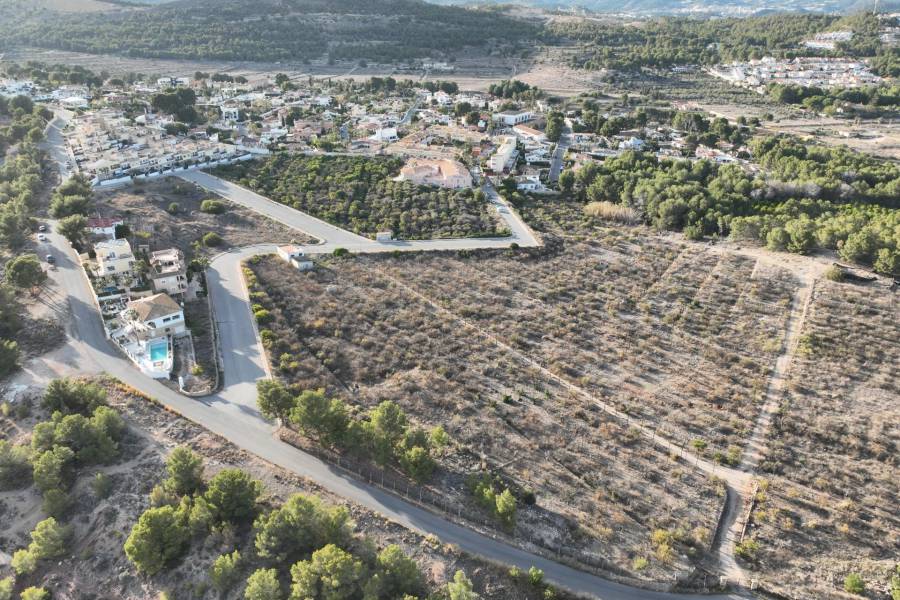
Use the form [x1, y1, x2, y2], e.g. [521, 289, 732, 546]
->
[38, 233, 48, 242]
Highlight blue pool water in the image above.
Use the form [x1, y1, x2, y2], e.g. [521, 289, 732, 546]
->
[149, 340, 168, 362]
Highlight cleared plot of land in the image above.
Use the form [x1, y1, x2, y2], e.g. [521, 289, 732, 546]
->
[93, 177, 314, 256]
[214, 155, 507, 241]
[248, 252, 724, 582]
[749, 280, 900, 599]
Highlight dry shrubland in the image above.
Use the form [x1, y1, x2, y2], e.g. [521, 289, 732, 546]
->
[749, 280, 900, 599]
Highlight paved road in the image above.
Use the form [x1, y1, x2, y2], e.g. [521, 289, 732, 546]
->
[548, 129, 570, 183]
[178, 171, 541, 254]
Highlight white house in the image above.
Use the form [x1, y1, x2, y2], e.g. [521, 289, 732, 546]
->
[277, 245, 314, 271]
[124, 293, 185, 339]
[492, 110, 534, 126]
[370, 127, 399, 143]
[221, 107, 241, 123]
[149, 248, 188, 297]
[93, 238, 135, 277]
[85, 217, 124, 239]
[513, 124, 546, 143]
[489, 137, 518, 173]
[618, 137, 646, 151]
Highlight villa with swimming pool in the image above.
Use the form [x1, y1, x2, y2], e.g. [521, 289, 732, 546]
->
[109, 293, 186, 379]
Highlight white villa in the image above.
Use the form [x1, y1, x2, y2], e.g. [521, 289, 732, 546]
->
[492, 110, 534, 126]
[111, 293, 185, 379]
[92, 238, 135, 277]
[149, 248, 188, 297]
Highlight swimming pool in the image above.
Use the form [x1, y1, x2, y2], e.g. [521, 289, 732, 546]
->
[149, 340, 168, 362]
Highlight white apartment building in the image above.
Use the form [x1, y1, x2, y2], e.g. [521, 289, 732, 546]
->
[489, 137, 518, 173]
[492, 110, 534, 126]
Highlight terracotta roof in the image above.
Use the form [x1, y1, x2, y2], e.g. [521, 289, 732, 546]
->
[127, 293, 181, 322]
[86, 217, 123, 229]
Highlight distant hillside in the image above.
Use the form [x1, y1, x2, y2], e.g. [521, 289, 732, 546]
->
[433, 0, 893, 16]
[0, 0, 538, 63]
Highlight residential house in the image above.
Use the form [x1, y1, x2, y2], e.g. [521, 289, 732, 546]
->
[93, 238, 135, 277]
[276, 245, 315, 271]
[488, 137, 518, 173]
[513, 124, 546, 143]
[124, 293, 186, 339]
[395, 158, 473, 189]
[85, 216, 125, 239]
[492, 110, 534, 126]
[149, 248, 188, 297]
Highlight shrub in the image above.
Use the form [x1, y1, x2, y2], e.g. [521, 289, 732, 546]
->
[19, 588, 48, 600]
[844, 573, 865, 595]
[42, 378, 107, 415]
[204, 469, 262, 524]
[200, 199, 227, 214]
[290, 545, 366, 600]
[210, 550, 243, 593]
[528, 566, 544, 586]
[11, 549, 36, 575]
[0, 577, 12, 600]
[29, 517, 71, 560]
[124, 505, 190, 575]
[202, 232, 223, 247]
[91, 472, 112, 498]
[244, 568, 282, 600]
[632, 556, 649, 571]
[164, 446, 205, 496]
[584, 201, 640, 224]
[824, 265, 845, 282]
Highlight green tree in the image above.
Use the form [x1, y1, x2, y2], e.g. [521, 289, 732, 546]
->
[844, 573, 865, 595]
[256, 379, 296, 422]
[32, 445, 75, 493]
[399, 445, 435, 483]
[245, 568, 283, 600]
[0, 576, 13, 600]
[204, 469, 262, 524]
[124, 505, 190, 575]
[164, 446, 205, 496]
[42, 378, 107, 415]
[254, 494, 352, 564]
[289, 544, 366, 600]
[211, 550, 243, 593]
[368, 401, 407, 465]
[5, 254, 46, 291]
[29, 517, 71, 559]
[558, 170, 575, 194]
[447, 570, 480, 600]
[0, 285, 22, 338]
[0, 340, 19, 379]
[365, 545, 423, 600]
[56, 214, 87, 248]
[19, 587, 48, 600]
[495, 488, 516, 528]
[201, 199, 227, 214]
[0, 440, 31, 490]
[290, 389, 349, 447]
[11, 549, 37, 575]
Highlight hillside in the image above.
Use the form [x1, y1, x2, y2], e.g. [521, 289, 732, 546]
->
[0, 0, 538, 63]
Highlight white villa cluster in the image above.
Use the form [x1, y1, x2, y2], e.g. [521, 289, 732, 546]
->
[710, 57, 882, 92]
[64, 109, 254, 186]
[80, 235, 190, 378]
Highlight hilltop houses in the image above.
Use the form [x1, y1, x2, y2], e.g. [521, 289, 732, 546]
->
[110, 293, 185, 379]
[148, 248, 189, 297]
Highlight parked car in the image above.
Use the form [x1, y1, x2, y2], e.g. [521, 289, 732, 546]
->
[45, 254, 55, 264]
[38, 233, 47, 242]
[38, 224, 47, 232]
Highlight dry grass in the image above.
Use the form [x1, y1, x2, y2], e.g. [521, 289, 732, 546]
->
[748, 280, 900, 599]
